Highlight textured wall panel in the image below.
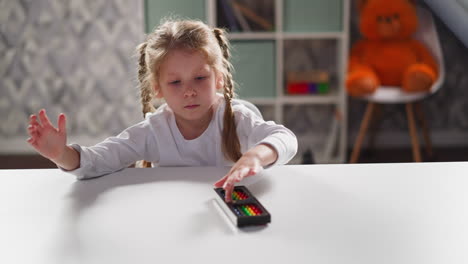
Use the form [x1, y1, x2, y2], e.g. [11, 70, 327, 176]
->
[0, 0, 144, 151]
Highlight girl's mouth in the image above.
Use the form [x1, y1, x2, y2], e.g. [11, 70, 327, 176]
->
[184, 104, 200, 109]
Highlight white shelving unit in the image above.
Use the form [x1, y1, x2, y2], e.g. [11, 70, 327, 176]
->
[207, 0, 350, 163]
[145, 0, 349, 163]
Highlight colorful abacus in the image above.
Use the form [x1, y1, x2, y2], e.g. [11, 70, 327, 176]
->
[234, 204, 263, 216]
[214, 186, 271, 227]
[232, 189, 248, 201]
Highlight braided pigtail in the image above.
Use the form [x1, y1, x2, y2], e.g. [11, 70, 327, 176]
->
[137, 42, 156, 117]
[136, 41, 155, 168]
[213, 28, 242, 162]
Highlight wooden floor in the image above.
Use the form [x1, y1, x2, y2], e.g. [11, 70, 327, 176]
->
[0, 154, 56, 169]
[1, 147, 467, 169]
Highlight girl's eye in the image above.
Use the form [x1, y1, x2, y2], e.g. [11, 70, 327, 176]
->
[169, 80, 181, 85]
[195, 76, 207, 81]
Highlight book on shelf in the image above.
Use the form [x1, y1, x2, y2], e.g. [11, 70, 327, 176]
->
[286, 70, 330, 95]
[231, 0, 273, 31]
[219, 0, 240, 31]
[218, 0, 273, 32]
[287, 82, 329, 94]
[231, 1, 251, 31]
[287, 70, 330, 83]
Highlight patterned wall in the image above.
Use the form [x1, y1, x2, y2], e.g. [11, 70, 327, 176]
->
[1, 0, 467, 160]
[0, 0, 144, 152]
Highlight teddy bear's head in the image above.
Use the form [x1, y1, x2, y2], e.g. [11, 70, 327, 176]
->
[358, 0, 418, 40]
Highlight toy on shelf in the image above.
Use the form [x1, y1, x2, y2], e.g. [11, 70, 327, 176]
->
[346, 0, 438, 97]
[286, 70, 330, 95]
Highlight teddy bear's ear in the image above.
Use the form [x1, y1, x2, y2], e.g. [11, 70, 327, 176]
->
[356, 0, 369, 12]
[357, 0, 417, 11]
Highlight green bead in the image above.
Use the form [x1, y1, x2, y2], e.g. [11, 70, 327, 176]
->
[318, 83, 329, 94]
[242, 206, 251, 216]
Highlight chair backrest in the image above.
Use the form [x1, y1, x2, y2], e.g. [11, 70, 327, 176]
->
[234, 99, 263, 119]
[414, 6, 445, 94]
[363, 6, 445, 104]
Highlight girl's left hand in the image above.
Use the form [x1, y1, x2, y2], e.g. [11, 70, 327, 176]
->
[214, 154, 263, 202]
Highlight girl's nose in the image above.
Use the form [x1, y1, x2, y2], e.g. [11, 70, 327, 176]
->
[184, 86, 196, 97]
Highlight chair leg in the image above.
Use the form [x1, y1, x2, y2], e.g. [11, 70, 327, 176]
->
[414, 102, 434, 159]
[350, 102, 376, 163]
[406, 103, 422, 162]
[367, 103, 383, 151]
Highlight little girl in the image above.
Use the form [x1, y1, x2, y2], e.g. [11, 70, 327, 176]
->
[27, 19, 297, 201]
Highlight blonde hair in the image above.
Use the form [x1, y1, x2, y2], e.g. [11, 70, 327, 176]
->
[136, 19, 242, 167]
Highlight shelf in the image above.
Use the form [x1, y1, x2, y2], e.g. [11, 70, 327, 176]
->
[229, 32, 345, 40]
[240, 94, 341, 105]
[282, 32, 345, 39]
[244, 98, 277, 105]
[280, 94, 340, 104]
[229, 32, 276, 40]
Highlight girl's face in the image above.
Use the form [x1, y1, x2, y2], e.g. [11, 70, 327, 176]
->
[156, 49, 223, 126]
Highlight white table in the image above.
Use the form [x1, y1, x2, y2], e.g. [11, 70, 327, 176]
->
[1, 163, 467, 264]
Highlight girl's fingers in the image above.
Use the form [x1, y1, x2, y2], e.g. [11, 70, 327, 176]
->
[29, 115, 41, 128]
[27, 136, 38, 147]
[30, 132, 39, 142]
[224, 180, 234, 202]
[223, 170, 245, 202]
[30, 123, 41, 134]
[237, 167, 250, 181]
[58, 113, 66, 133]
[229, 171, 241, 183]
[30, 125, 40, 137]
[214, 174, 228, 187]
[214, 167, 243, 188]
[246, 166, 261, 177]
[214, 165, 261, 202]
[28, 125, 38, 137]
[38, 109, 53, 128]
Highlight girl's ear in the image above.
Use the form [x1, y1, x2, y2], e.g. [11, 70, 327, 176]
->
[153, 83, 164, 98]
[216, 73, 224, 91]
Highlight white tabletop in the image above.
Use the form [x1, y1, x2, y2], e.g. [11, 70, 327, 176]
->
[1, 162, 467, 264]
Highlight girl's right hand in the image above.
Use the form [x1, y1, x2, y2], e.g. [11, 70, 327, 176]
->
[27, 109, 68, 161]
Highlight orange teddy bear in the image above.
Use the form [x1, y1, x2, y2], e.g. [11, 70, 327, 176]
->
[346, 0, 438, 97]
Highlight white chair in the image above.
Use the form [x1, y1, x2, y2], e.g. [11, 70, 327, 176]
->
[349, 7, 445, 163]
[234, 99, 263, 119]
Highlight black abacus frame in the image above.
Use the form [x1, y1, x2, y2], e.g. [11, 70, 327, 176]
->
[214, 186, 271, 227]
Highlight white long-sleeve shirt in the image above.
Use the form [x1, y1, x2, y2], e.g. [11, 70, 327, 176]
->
[66, 98, 298, 180]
